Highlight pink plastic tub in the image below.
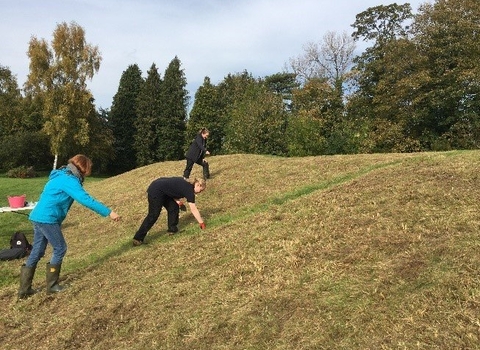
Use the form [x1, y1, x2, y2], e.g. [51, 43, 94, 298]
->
[8, 195, 26, 208]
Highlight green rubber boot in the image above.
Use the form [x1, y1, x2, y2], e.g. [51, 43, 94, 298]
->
[46, 263, 65, 294]
[18, 265, 37, 299]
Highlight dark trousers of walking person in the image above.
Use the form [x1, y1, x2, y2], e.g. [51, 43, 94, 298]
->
[183, 159, 210, 179]
[134, 193, 180, 242]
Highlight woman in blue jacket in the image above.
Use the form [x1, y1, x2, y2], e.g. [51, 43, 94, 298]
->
[183, 127, 210, 179]
[18, 154, 120, 299]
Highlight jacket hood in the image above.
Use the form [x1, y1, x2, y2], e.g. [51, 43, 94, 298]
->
[49, 167, 81, 183]
[48, 168, 63, 180]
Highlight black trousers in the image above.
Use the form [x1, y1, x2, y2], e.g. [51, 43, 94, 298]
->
[183, 158, 210, 179]
[133, 193, 179, 241]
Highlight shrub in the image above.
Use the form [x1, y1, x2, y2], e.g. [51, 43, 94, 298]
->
[7, 166, 37, 178]
[0, 131, 51, 171]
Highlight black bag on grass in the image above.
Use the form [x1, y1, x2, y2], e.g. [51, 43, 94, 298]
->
[0, 232, 32, 261]
[0, 247, 29, 260]
[10, 232, 32, 250]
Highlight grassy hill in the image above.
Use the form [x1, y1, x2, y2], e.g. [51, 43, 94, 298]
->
[0, 152, 479, 349]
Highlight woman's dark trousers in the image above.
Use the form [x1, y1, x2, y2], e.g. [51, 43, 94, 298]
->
[134, 194, 180, 241]
[183, 159, 210, 179]
[134, 194, 164, 242]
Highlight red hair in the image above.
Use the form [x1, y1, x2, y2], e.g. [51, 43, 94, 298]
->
[68, 154, 93, 176]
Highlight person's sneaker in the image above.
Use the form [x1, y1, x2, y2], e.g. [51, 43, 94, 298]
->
[167, 226, 178, 235]
[132, 239, 143, 246]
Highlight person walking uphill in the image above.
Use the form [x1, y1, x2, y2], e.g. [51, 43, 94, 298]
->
[18, 154, 120, 299]
[132, 177, 207, 246]
[183, 127, 210, 180]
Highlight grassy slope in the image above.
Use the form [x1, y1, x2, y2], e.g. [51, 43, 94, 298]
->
[0, 152, 479, 349]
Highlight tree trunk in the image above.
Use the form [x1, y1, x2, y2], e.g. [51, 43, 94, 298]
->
[53, 154, 58, 170]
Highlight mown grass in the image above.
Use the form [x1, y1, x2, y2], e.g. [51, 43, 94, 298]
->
[0, 151, 479, 349]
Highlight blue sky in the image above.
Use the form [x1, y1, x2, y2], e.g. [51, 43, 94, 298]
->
[1, 0, 427, 109]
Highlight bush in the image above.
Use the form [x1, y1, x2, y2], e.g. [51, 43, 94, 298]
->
[0, 131, 51, 171]
[7, 166, 37, 178]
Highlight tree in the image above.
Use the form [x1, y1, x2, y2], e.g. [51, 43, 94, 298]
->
[351, 3, 413, 44]
[347, 4, 416, 152]
[348, 36, 424, 153]
[24, 21, 102, 169]
[410, 0, 480, 149]
[108, 64, 144, 174]
[0, 65, 23, 138]
[217, 70, 257, 111]
[288, 31, 356, 98]
[134, 63, 162, 166]
[288, 78, 354, 156]
[187, 77, 224, 155]
[77, 108, 114, 173]
[0, 131, 51, 171]
[223, 82, 288, 155]
[263, 72, 298, 111]
[0, 69, 51, 171]
[157, 56, 188, 161]
[350, 3, 413, 95]
[214, 70, 257, 154]
[286, 32, 356, 156]
[349, 0, 480, 152]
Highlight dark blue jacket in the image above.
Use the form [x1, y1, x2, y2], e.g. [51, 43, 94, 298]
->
[185, 133, 207, 162]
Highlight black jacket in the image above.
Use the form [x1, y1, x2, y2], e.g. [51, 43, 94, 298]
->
[185, 133, 207, 162]
[147, 177, 196, 203]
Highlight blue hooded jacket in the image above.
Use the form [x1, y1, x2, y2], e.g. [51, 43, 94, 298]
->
[29, 167, 111, 224]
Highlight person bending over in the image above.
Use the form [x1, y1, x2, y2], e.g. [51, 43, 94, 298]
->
[132, 177, 206, 246]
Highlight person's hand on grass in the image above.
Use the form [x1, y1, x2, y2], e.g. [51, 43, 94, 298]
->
[110, 211, 121, 221]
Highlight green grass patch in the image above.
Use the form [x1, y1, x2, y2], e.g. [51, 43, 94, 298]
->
[1, 152, 480, 349]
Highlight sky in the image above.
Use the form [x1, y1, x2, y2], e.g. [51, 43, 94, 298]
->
[1, 0, 428, 110]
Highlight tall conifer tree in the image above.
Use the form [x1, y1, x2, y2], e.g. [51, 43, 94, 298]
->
[188, 77, 223, 155]
[157, 56, 188, 161]
[109, 64, 143, 174]
[134, 63, 162, 166]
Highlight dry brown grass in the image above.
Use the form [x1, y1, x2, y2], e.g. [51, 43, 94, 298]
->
[1, 151, 479, 349]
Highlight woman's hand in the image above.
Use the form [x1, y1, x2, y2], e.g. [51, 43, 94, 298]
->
[109, 211, 121, 221]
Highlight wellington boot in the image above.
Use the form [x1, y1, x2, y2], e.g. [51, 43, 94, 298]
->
[46, 263, 65, 294]
[18, 265, 37, 299]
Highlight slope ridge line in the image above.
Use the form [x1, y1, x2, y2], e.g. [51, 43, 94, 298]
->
[210, 159, 405, 226]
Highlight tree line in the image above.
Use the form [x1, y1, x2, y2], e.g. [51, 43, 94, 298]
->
[0, 0, 478, 175]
